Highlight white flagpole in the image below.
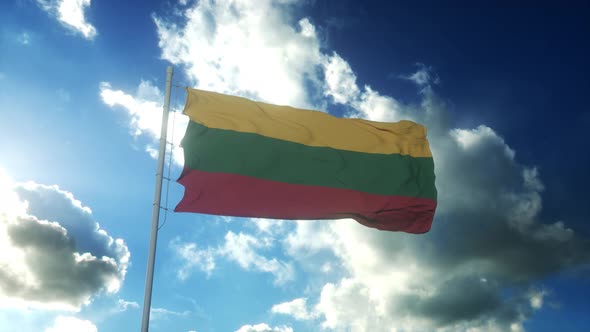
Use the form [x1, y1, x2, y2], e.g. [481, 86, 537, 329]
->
[141, 65, 174, 332]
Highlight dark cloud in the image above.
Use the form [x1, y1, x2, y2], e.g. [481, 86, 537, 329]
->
[354, 116, 590, 329]
[427, 211, 590, 282]
[0, 182, 129, 310]
[285, 73, 590, 330]
[400, 277, 511, 325]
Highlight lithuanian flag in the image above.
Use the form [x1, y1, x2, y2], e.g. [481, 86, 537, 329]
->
[175, 88, 437, 233]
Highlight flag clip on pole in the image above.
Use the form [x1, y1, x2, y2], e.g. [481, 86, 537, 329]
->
[141, 66, 174, 332]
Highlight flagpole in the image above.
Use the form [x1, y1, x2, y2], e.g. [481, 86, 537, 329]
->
[141, 65, 174, 332]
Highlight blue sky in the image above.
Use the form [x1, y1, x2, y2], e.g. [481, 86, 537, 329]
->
[1, 1, 589, 331]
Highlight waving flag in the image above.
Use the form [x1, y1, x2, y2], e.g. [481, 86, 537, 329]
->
[175, 88, 437, 233]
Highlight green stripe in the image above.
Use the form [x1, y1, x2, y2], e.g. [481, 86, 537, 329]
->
[182, 121, 437, 199]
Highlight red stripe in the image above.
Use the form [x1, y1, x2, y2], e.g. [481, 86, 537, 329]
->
[175, 168, 436, 233]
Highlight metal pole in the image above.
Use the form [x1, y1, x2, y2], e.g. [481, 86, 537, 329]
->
[141, 66, 174, 332]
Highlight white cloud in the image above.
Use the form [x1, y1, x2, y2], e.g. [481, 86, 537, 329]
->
[317, 278, 392, 331]
[220, 231, 294, 285]
[451, 126, 515, 158]
[153, 0, 322, 108]
[45, 316, 97, 332]
[284, 220, 338, 258]
[99, 81, 162, 138]
[99, 81, 187, 165]
[0, 169, 129, 311]
[322, 52, 360, 105]
[170, 238, 216, 279]
[37, 0, 97, 39]
[355, 85, 406, 122]
[171, 230, 293, 285]
[57, 0, 96, 38]
[235, 323, 293, 332]
[271, 297, 316, 320]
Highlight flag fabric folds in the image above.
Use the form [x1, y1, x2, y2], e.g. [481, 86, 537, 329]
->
[175, 88, 437, 233]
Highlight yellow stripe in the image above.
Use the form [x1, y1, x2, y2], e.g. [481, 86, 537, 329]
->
[183, 88, 432, 157]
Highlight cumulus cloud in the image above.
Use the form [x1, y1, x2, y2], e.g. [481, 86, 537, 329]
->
[36, 0, 97, 39]
[0, 170, 129, 311]
[153, 0, 323, 108]
[45, 316, 97, 332]
[104, 0, 590, 330]
[279, 64, 590, 330]
[317, 278, 395, 331]
[235, 323, 293, 332]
